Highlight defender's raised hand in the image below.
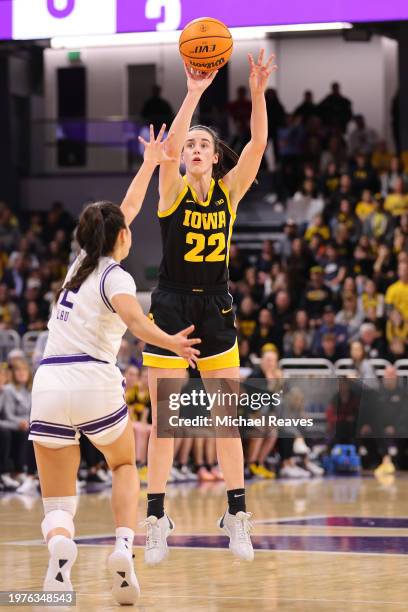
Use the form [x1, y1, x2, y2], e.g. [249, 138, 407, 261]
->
[138, 124, 177, 165]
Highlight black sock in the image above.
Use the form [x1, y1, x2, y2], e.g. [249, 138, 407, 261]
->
[227, 488, 246, 515]
[147, 493, 165, 519]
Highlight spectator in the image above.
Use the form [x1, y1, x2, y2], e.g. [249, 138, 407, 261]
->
[302, 266, 333, 325]
[322, 242, 347, 294]
[330, 199, 361, 244]
[294, 90, 318, 124]
[358, 323, 385, 360]
[317, 332, 347, 363]
[2, 358, 37, 493]
[320, 136, 348, 174]
[250, 308, 282, 357]
[349, 340, 378, 387]
[319, 161, 341, 197]
[362, 197, 392, 243]
[304, 214, 330, 243]
[283, 309, 313, 355]
[236, 296, 258, 341]
[0, 364, 20, 490]
[0, 203, 21, 253]
[355, 190, 377, 222]
[358, 279, 384, 319]
[318, 82, 352, 132]
[385, 260, 408, 321]
[350, 153, 380, 197]
[381, 155, 407, 195]
[125, 365, 151, 484]
[348, 114, 378, 156]
[326, 377, 360, 445]
[285, 331, 312, 358]
[0, 284, 21, 330]
[265, 88, 286, 160]
[244, 349, 281, 479]
[227, 86, 252, 152]
[384, 177, 408, 217]
[141, 85, 174, 132]
[312, 304, 348, 354]
[386, 308, 408, 349]
[335, 293, 364, 341]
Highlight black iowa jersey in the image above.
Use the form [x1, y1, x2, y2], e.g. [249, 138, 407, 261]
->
[158, 177, 236, 287]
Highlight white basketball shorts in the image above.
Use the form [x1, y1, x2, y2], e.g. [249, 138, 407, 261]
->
[29, 354, 128, 447]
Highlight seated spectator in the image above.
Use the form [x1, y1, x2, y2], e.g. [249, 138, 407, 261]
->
[386, 337, 407, 363]
[270, 290, 293, 335]
[3, 358, 37, 493]
[312, 304, 348, 353]
[0, 203, 21, 253]
[238, 337, 253, 368]
[350, 153, 380, 196]
[250, 308, 283, 357]
[322, 242, 347, 294]
[329, 173, 355, 214]
[2, 253, 27, 299]
[381, 155, 407, 195]
[373, 243, 397, 292]
[243, 266, 265, 305]
[236, 296, 258, 341]
[0, 364, 20, 491]
[358, 322, 386, 359]
[286, 238, 315, 299]
[319, 161, 340, 198]
[316, 332, 348, 363]
[349, 340, 379, 388]
[384, 177, 408, 217]
[371, 140, 392, 176]
[284, 330, 312, 358]
[20, 300, 47, 334]
[386, 308, 408, 349]
[304, 213, 330, 243]
[256, 239, 280, 273]
[125, 365, 151, 483]
[335, 293, 364, 340]
[280, 219, 299, 261]
[330, 199, 361, 244]
[355, 189, 377, 222]
[348, 114, 378, 157]
[358, 279, 385, 319]
[244, 349, 281, 479]
[320, 137, 347, 175]
[385, 260, 408, 321]
[348, 243, 374, 279]
[362, 197, 392, 243]
[228, 244, 249, 290]
[0, 284, 21, 330]
[283, 309, 313, 355]
[326, 377, 360, 445]
[333, 223, 354, 262]
[301, 266, 333, 326]
[291, 182, 324, 225]
[42, 201, 75, 243]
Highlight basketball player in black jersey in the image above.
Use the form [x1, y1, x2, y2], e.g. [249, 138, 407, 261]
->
[142, 50, 276, 563]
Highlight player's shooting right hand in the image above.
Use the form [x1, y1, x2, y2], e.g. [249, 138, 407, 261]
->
[184, 64, 218, 95]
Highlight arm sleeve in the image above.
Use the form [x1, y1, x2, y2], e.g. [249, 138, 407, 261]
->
[103, 267, 137, 308]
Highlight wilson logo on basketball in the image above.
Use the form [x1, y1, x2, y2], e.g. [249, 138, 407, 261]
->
[190, 58, 225, 69]
[194, 44, 216, 54]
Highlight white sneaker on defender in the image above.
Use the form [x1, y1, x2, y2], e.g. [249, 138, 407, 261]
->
[43, 536, 77, 591]
[218, 511, 254, 561]
[108, 549, 140, 605]
[142, 514, 175, 565]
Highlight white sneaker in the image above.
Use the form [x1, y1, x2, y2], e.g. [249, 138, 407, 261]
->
[305, 461, 324, 477]
[43, 536, 77, 591]
[293, 438, 311, 455]
[169, 466, 188, 482]
[142, 514, 175, 565]
[218, 511, 254, 561]
[1, 474, 19, 489]
[108, 549, 140, 605]
[280, 465, 311, 479]
[16, 476, 38, 494]
[179, 465, 198, 481]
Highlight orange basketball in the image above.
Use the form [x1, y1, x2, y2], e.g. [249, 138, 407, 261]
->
[179, 17, 233, 73]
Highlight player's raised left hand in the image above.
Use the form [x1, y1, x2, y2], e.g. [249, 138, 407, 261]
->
[138, 124, 177, 165]
[248, 49, 277, 94]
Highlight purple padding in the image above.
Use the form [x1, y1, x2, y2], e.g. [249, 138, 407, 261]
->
[116, 0, 408, 34]
[75, 534, 408, 555]
[273, 516, 408, 528]
[0, 0, 12, 40]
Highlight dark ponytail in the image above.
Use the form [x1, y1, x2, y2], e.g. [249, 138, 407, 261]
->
[55, 201, 126, 302]
[189, 125, 239, 181]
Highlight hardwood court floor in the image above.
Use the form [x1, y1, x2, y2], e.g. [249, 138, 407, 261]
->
[1, 475, 408, 611]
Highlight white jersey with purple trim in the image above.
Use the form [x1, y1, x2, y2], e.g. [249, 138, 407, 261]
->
[44, 253, 136, 364]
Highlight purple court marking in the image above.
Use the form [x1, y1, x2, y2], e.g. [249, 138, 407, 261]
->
[0, 0, 12, 40]
[74, 534, 408, 555]
[263, 516, 408, 529]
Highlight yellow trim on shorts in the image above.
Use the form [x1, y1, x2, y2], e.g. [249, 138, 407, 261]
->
[142, 352, 189, 369]
[197, 339, 240, 372]
[157, 184, 189, 218]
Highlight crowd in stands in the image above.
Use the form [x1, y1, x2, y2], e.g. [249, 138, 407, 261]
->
[1, 81, 408, 492]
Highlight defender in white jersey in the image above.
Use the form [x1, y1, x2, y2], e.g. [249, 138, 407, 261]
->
[28, 127, 201, 605]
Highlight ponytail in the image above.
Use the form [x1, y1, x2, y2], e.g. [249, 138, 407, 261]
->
[55, 201, 125, 302]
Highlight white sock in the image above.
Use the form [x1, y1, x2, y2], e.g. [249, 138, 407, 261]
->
[115, 527, 134, 554]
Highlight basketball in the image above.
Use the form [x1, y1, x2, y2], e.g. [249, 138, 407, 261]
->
[179, 17, 233, 72]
